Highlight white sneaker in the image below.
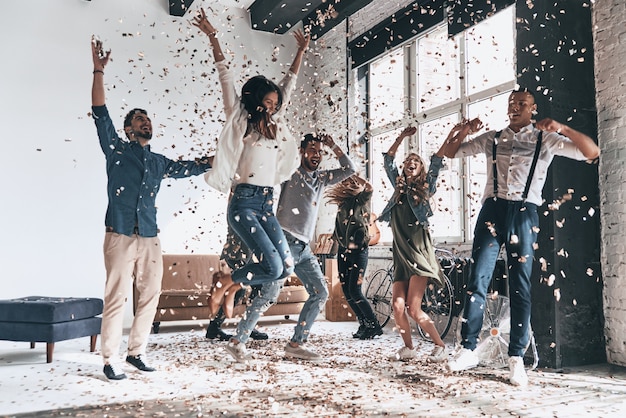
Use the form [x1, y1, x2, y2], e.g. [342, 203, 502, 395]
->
[447, 348, 479, 371]
[508, 356, 528, 387]
[284, 343, 322, 361]
[225, 341, 251, 363]
[427, 345, 447, 363]
[389, 346, 417, 361]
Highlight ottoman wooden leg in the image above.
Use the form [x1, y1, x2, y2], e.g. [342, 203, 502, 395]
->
[46, 342, 55, 363]
[90, 335, 98, 352]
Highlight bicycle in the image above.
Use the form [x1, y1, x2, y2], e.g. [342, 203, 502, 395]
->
[364, 248, 457, 340]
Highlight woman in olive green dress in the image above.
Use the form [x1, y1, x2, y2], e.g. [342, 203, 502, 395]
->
[378, 125, 461, 362]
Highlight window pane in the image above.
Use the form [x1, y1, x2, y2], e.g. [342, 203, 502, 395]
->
[466, 92, 511, 233]
[465, 7, 515, 95]
[370, 128, 407, 244]
[417, 26, 461, 112]
[419, 115, 463, 241]
[369, 49, 405, 129]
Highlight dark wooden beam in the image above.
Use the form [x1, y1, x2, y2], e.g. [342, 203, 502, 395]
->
[249, 0, 325, 34]
[304, 0, 373, 40]
[168, 0, 195, 17]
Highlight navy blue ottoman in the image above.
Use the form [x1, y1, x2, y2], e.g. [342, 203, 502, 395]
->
[0, 296, 103, 363]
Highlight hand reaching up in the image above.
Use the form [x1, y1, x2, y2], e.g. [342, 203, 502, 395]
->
[193, 7, 217, 37]
[293, 29, 310, 53]
[91, 36, 111, 70]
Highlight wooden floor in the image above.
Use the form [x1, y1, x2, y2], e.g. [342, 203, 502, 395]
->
[1, 320, 625, 417]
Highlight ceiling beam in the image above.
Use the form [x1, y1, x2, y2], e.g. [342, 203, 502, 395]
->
[168, 0, 195, 17]
[249, 0, 325, 34]
[304, 0, 373, 39]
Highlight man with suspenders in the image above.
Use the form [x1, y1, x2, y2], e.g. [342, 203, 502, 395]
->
[443, 88, 600, 386]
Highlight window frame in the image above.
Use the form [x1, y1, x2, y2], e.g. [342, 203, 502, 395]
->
[357, 8, 516, 245]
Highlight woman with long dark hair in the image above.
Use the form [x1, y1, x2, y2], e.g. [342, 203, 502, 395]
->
[193, 9, 309, 361]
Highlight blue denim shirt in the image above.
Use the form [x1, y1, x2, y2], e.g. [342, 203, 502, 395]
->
[378, 153, 443, 226]
[92, 105, 211, 237]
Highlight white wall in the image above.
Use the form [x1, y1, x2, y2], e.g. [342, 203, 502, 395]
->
[0, 0, 316, 326]
[593, 0, 626, 367]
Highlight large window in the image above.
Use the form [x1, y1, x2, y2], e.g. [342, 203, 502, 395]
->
[361, 6, 516, 245]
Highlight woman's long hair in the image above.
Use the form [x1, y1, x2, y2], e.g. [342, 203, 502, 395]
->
[392, 153, 429, 204]
[326, 175, 364, 206]
[241, 75, 283, 139]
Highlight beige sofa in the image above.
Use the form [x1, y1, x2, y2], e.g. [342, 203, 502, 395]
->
[133, 254, 309, 333]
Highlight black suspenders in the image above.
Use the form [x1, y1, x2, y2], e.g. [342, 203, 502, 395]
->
[492, 129, 543, 201]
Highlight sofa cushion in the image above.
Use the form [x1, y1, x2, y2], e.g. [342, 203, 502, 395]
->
[162, 254, 228, 292]
[0, 297, 103, 324]
[0, 317, 102, 343]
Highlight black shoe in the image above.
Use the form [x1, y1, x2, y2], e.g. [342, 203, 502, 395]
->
[353, 324, 366, 339]
[103, 364, 127, 380]
[359, 325, 383, 340]
[126, 355, 156, 372]
[250, 329, 269, 340]
[206, 327, 233, 341]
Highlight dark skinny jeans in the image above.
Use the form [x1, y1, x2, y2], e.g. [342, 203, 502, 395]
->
[337, 246, 378, 326]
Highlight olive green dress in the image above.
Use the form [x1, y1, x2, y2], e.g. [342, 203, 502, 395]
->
[391, 195, 445, 285]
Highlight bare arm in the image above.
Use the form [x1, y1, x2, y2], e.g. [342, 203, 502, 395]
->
[193, 8, 224, 63]
[91, 36, 111, 106]
[536, 118, 600, 160]
[288, 29, 310, 75]
[387, 126, 416, 157]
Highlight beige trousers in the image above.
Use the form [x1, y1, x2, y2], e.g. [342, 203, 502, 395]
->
[100, 232, 162, 364]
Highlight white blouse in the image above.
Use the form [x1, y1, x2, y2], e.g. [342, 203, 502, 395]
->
[234, 131, 280, 187]
[204, 61, 300, 194]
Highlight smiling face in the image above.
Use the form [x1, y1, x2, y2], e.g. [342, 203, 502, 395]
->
[402, 153, 424, 179]
[124, 110, 153, 142]
[301, 141, 324, 172]
[507, 91, 537, 132]
[262, 91, 279, 115]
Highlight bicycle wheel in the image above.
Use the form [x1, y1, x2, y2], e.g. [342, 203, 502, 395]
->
[418, 274, 454, 341]
[364, 268, 393, 328]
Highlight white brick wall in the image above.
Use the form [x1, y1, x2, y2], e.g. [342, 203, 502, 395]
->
[594, 0, 626, 366]
[309, 1, 416, 239]
[349, 0, 416, 40]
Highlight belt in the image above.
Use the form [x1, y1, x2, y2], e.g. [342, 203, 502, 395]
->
[236, 184, 272, 194]
[105, 226, 142, 234]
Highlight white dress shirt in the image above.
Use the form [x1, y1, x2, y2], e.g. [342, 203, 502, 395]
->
[455, 123, 588, 206]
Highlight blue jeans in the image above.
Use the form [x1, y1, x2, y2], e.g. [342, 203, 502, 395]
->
[460, 198, 538, 357]
[286, 232, 329, 344]
[227, 184, 294, 286]
[337, 246, 378, 325]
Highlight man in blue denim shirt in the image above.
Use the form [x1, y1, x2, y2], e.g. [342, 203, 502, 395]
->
[91, 38, 212, 381]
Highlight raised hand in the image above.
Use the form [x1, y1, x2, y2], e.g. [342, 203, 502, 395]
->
[293, 29, 310, 53]
[467, 117, 484, 134]
[91, 36, 111, 70]
[399, 126, 417, 139]
[535, 118, 563, 134]
[320, 134, 335, 149]
[192, 7, 217, 37]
